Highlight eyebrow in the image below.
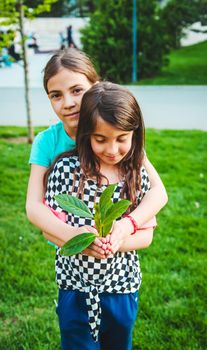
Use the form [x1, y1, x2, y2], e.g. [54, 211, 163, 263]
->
[48, 90, 60, 94]
[93, 133, 129, 137]
[48, 84, 83, 94]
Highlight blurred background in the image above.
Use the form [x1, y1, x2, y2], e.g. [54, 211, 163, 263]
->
[0, 0, 207, 134]
[0, 2, 207, 350]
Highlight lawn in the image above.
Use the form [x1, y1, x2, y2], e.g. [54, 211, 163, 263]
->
[138, 41, 207, 85]
[0, 127, 206, 350]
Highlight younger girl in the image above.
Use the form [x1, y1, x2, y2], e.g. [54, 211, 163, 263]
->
[26, 48, 167, 258]
[44, 82, 167, 349]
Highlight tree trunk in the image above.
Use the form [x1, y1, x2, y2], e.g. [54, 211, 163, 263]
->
[18, 0, 34, 144]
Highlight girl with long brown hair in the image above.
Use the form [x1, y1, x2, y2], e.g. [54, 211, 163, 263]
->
[44, 82, 167, 349]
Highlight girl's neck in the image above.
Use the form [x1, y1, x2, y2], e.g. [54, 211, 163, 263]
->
[64, 126, 77, 140]
[99, 164, 121, 184]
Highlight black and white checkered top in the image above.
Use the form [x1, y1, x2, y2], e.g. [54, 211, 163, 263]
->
[45, 156, 151, 341]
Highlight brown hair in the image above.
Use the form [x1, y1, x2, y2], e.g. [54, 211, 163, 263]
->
[45, 82, 145, 209]
[43, 48, 100, 93]
[76, 82, 145, 208]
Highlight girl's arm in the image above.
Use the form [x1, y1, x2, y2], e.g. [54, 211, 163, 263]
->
[109, 156, 167, 253]
[42, 230, 106, 258]
[131, 155, 168, 225]
[110, 156, 167, 239]
[82, 227, 154, 259]
[43, 231, 64, 247]
[119, 227, 154, 252]
[26, 164, 97, 244]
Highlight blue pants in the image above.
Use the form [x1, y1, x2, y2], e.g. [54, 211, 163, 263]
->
[56, 289, 139, 350]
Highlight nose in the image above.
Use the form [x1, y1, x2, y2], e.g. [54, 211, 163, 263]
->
[105, 142, 118, 155]
[63, 94, 76, 109]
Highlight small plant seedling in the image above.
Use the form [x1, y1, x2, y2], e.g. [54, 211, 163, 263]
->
[55, 184, 131, 256]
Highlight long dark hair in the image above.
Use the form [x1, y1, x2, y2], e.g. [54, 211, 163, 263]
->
[45, 82, 145, 209]
[77, 82, 145, 207]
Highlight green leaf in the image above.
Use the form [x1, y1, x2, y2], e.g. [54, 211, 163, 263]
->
[55, 194, 93, 218]
[99, 184, 116, 209]
[103, 199, 131, 226]
[94, 203, 101, 232]
[101, 201, 113, 222]
[60, 233, 96, 256]
[99, 184, 116, 219]
[102, 221, 113, 237]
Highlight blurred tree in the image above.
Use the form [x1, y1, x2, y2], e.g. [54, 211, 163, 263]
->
[81, 0, 169, 83]
[28, 0, 73, 17]
[0, 0, 57, 143]
[84, 0, 98, 14]
[22, 0, 99, 17]
[160, 0, 207, 49]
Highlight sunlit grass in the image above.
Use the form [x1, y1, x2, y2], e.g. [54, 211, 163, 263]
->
[0, 127, 206, 349]
[138, 41, 207, 85]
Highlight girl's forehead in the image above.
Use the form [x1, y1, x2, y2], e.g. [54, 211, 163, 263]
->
[47, 68, 92, 90]
[93, 117, 131, 136]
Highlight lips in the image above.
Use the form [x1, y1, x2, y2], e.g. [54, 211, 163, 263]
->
[105, 155, 117, 160]
[63, 112, 79, 118]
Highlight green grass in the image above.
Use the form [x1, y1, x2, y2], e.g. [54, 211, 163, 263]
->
[0, 126, 45, 138]
[138, 41, 207, 85]
[0, 127, 207, 349]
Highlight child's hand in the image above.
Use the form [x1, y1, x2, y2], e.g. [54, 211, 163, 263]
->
[108, 234, 125, 255]
[76, 226, 107, 258]
[99, 236, 113, 257]
[82, 237, 109, 259]
[111, 218, 135, 237]
[75, 225, 98, 236]
[108, 219, 132, 254]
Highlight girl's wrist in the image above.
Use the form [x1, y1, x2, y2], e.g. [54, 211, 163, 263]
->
[123, 215, 139, 235]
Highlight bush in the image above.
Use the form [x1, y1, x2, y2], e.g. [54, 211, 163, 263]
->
[81, 0, 169, 83]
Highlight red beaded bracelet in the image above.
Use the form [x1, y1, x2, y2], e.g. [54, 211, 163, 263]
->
[123, 214, 139, 235]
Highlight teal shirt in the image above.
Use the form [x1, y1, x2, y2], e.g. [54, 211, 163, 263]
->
[29, 121, 75, 248]
[29, 122, 76, 167]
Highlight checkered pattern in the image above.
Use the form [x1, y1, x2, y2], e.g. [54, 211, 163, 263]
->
[45, 156, 150, 341]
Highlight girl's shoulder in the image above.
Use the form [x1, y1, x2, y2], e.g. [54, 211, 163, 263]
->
[35, 121, 62, 139]
[54, 155, 80, 170]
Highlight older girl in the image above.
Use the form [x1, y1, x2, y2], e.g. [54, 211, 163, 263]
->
[26, 48, 167, 258]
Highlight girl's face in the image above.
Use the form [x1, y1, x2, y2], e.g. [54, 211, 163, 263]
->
[47, 68, 93, 138]
[90, 117, 133, 168]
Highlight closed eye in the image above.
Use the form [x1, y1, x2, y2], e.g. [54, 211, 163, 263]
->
[117, 138, 128, 143]
[94, 138, 128, 143]
[94, 139, 105, 143]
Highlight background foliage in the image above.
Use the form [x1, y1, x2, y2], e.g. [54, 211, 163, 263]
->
[81, 0, 169, 83]
[160, 0, 207, 49]
[80, 0, 207, 83]
[0, 0, 58, 51]
[138, 41, 207, 85]
[1, 0, 206, 83]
